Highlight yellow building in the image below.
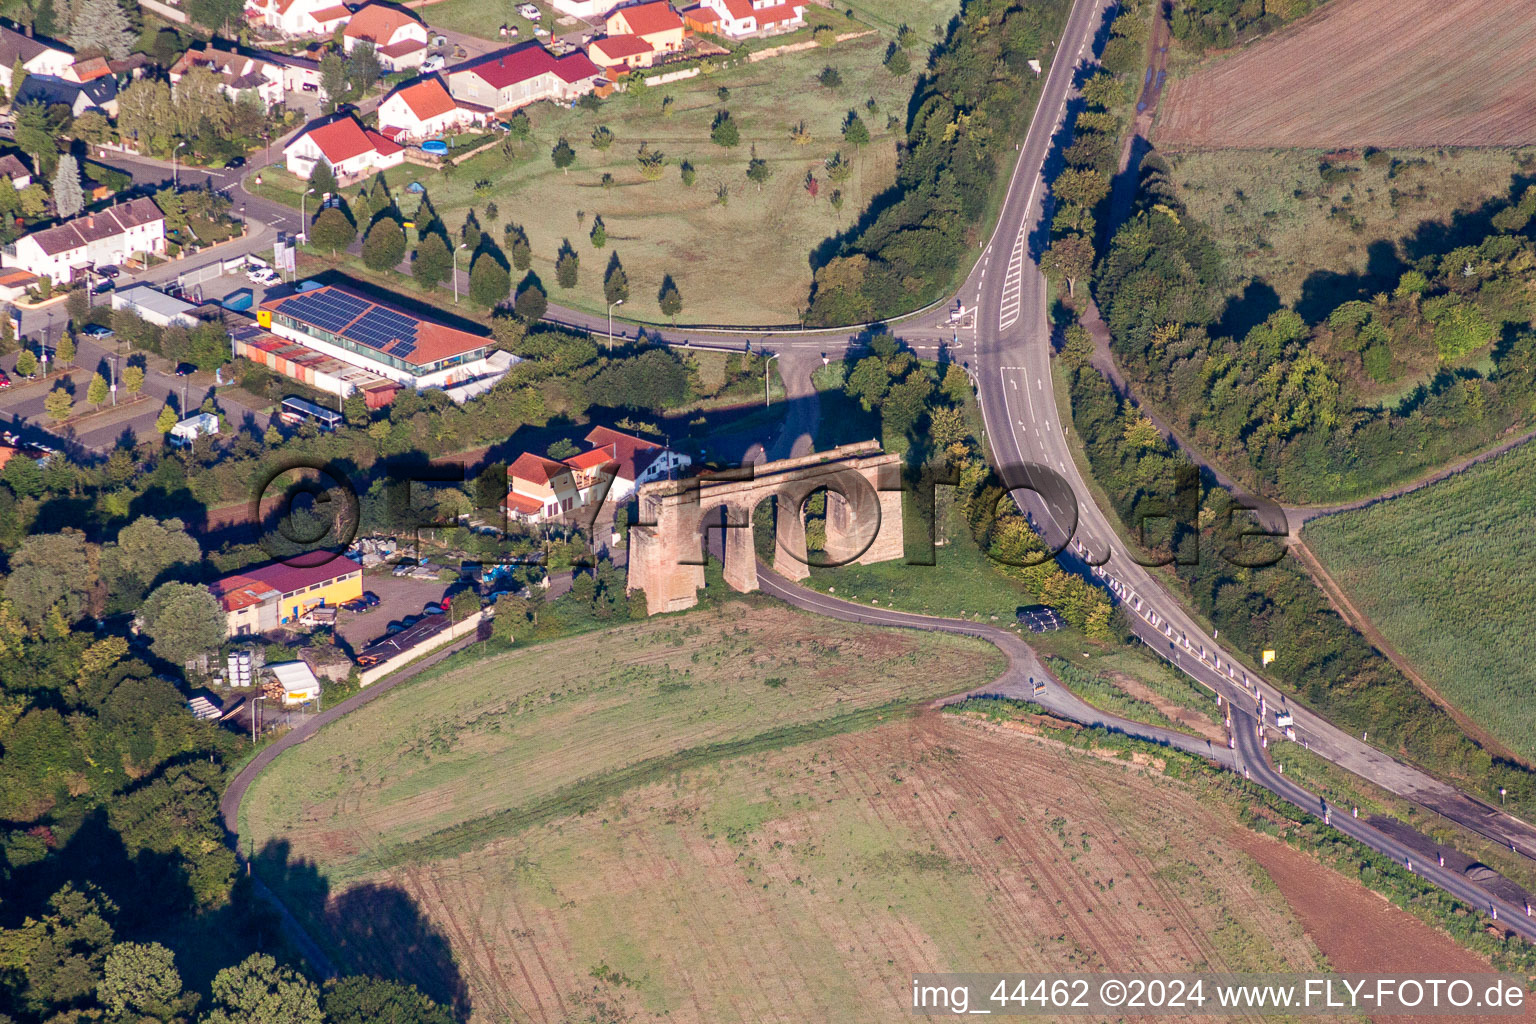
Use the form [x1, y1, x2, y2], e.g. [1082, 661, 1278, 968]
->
[604, 1, 685, 53]
[211, 556, 364, 635]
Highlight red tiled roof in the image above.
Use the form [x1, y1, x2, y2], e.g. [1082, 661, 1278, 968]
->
[378, 38, 427, 58]
[683, 4, 720, 22]
[591, 34, 653, 60]
[503, 492, 544, 515]
[210, 576, 278, 611]
[217, 557, 360, 601]
[460, 42, 600, 90]
[364, 128, 404, 155]
[291, 116, 399, 165]
[609, 0, 683, 36]
[584, 426, 663, 481]
[308, 3, 351, 22]
[563, 448, 614, 471]
[509, 452, 573, 486]
[754, 1, 803, 25]
[344, 1, 424, 42]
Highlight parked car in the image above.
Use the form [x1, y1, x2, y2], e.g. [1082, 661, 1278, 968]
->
[385, 620, 405, 635]
[421, 54, 445, 72]
[247, 266, 280, 286]
[174, 363, 195, 376]
[91, 279, 114, 295]
[400, 614, 421, 628]
[423, 602, 444, 616]
[81, 324, 113, 340]
[301, 82, 319, 92]
[225, 156, 246, 169]
[96, 264, 120, 278]
[362, 590, 380, 607]
[341, 598, 367, 612]
[0, 370, 11, 388]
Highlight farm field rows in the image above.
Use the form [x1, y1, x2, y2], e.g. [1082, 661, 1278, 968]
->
[241, 603, 1004, 884]
[1304, 441, 1536, 762]
[1155, 0, 1536, 149]
[294, 714, 1332, 1023]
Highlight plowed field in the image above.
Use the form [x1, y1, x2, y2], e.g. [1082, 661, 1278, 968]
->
[1156, 0, 1536, 149]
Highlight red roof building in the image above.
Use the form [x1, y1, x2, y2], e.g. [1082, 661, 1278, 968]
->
[445, 42, 600, 112]
[284, 114, 405, 182]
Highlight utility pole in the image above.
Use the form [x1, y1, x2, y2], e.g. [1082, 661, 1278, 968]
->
[607, 298, 623, 348]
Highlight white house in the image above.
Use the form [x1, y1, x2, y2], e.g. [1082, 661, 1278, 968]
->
[169, 412, 220, 447]
[3, 198, 165, 285]
[549, 0, 623, 18]
[244, 0, 351, 38]
[581, 426, 691, 502]
[0, 24, 72, 94]
[284, 115, 405, 182]
[693, 0, 805, 37]
[377, 76, 487, 140]
[344, 2, 430, 71]
[169, 44, 286, 110]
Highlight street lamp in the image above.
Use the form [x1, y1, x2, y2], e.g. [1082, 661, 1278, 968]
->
[300, 187, 316, 243]
[173, 141, 187, 187]
[764, 352, 779, 407]
[607, 298, 623, 348]
[250, 693, 267, 743]
[452, 243, 467, 303]
[109, 353, 116, 406]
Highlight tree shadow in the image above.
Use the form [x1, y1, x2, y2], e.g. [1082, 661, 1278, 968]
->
[253, 838, 471, 1021]
[1216, 278, 1282, 341]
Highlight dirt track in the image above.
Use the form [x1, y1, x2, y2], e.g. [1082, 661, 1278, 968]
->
[1156, 0, 1536, 149]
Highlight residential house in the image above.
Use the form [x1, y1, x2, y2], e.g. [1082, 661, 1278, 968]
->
[0, 153, 31, 188]
[0, 23, 72, 94]
[504, 452, 584, 522]
[603, 1, 684, 52]
[344, 2, 430, 71]
[0, 268, 37, 301]
[211, 556, 364, 635]
[256, 47, 322, 92]
[445, 42, 600, 113]
[377, 75, 488, 140]
[170, 44, 286, 110]
[3, 197, 165, 285]
[692, 0, 805, 37]
[14, 72, 117, 117]
[550, 0, 622, 16]
[588, 33, 654, 69]
[244, 0, 352, 38]
[582, 425, 690, 502]
[62, 56, 110, 84]
[284, 115, 405, 182]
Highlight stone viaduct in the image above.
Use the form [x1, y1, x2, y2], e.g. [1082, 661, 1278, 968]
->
[627, 442, 905, 615]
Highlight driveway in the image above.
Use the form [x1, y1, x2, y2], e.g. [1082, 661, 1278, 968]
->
[336, 574, 451, 652]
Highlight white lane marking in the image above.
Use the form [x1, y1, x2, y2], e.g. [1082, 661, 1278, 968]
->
[998, 222, 1026, 331]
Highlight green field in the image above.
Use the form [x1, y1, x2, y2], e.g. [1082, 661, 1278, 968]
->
[1170, 147, 1536, 307]
[241, 601, 1004, 884]
[1304, 441, 1536, 761]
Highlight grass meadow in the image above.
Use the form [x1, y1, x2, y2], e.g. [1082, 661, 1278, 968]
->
[241, 601, 1004, 885]
[1304, 441, 1536, 761]
[1170, 147, 1536, 307]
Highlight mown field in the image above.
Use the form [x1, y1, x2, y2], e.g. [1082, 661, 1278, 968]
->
[241, 602, 1004, 885]
[1170, 147, 1536, 308]
[284, 714, 1328, 1023]
[1304, 441, 1536, 761]
[1156, 0, 1536, 149]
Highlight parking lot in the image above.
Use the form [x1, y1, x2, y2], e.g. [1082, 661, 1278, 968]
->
[335, 574, 451, 652]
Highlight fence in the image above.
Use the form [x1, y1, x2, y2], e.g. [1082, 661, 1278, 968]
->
[359, 610, 488, 687]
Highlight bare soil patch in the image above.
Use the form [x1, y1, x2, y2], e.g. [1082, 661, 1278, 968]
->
[1156, 0, 1536, 149]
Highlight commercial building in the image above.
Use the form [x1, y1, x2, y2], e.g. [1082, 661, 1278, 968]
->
[446, 42, 600, 113]
[3, 197, 165, 285]
[111, 284, 199, 328]
[256, 281, 518, 401]
[231, 324, 400, 408]
[211, 556, 364, 635]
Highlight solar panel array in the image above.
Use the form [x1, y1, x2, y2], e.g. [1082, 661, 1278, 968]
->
[276, 290, 369, 334]
[342, 307, 421, 357]
[275, 289, 432, 366]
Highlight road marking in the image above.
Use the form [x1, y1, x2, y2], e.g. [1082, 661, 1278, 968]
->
[998, 221, 1027, 331]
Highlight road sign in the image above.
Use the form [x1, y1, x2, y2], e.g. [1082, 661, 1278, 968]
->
[1262, 649, 1276, 666]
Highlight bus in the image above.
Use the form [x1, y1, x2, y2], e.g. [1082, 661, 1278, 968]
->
[279, 396, 343, 431]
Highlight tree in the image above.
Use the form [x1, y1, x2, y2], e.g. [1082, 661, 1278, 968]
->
[362, 216, 406, 271]
[342, 391, 369, 427]
[745, 146, 771, 190]
[319, 52, 348, 107]
[44, 387, 71, 420]
[13, 102, 58, 172]
[188, 0, 243, 32]
[140, 582, 225, 667]
[5, 529, 99, 625]
[155, 404, 179, 434]
[555, 242, 578, 289]
[824, 150, 851, 183]
[841, 110, 869, 147]
[1052, 167, 1109, 209]
[70, 0, 135, 59]
[883, 43, 910, 76]
[589, 215, 606, 248]
[507, 224, 531, 270]
[70, 110, 111, 146]
[346, 39, 382, 93]
[203, 954, 323, 1024]
[789, 120, 811, 146]
[100, 941, 193, 1024]
[679, 160, 696, 186]
[513, 277, 547, 322]
[10, 56, 25, 98]
[310, 206, 356, 257]
[52, 153, 84, 218]
[1040, 233, 1095, 297]
[546, 438, 578, 459]
[590, 125, 614, 149]
[87, 371, 108, 407]
[412, 231, 451, 291]
[817, 65, 841, 88]
[709, 110, 739, 147]
[55, 332, 75, 367]
[101, 516, 201, 601]
[16, 348, 36, 376]
[658, 276, 682, 324]
[307, 160, 339, 204]
[550, 137, 575, 172]
[468, 252, 510, 308]
[323, 977, 454, 1024]
[635, 141, 664, 180]
[603, 253, 629, 306]
[123, 364, 145, 395]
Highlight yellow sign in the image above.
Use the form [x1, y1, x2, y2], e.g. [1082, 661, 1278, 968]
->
[257, 309, 273, 329]
[1262, 650, 1276, 666]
